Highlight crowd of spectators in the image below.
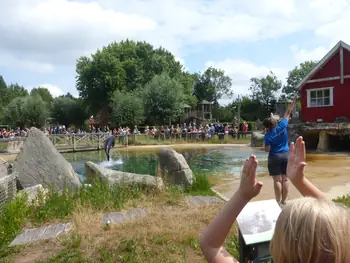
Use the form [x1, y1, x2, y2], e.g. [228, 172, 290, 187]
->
[0, 121, 250, 140]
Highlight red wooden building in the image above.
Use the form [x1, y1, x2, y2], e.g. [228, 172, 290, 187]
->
[297, 40, 350, 123]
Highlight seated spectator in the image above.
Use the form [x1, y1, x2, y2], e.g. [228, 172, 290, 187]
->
[200, 136, 350, 263]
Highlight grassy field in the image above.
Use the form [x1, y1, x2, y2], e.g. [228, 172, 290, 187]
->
[1, 172, 350, 262]
[128, 134, 251, 146]
[0, 141, 7, 150]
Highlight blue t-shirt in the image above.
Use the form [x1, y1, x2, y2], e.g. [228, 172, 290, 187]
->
[264, 118, 289, 155]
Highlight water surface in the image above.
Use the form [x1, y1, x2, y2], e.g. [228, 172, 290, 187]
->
[64, 146, 268, 180]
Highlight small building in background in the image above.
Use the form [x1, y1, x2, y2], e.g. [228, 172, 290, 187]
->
[297, 40, 350, 123]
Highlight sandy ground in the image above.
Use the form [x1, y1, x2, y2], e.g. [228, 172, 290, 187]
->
[213, 157, 350, 201]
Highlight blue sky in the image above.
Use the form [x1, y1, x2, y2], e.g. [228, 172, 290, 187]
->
[0, 0, 349, 104]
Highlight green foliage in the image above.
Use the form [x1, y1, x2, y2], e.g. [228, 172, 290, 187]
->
[193, 67, 233, 103]
[2, 97, 27, 128]
[0, 195, 29, 247]
[30, 87, 54, 105]
[333, 194, 350, 208]
[51, 96, 88, 128]
[187, 173, 215, 196]
[23, 94, 50, 127]
[212, 104, 234, 122]
[0, 82, 29, 122]
[143, 73, 185, 124]
[76, 40, 184, 114]
[2, 94, 49, 128]
[0, 180, 144, 250]
[283, 60, 318, 99]
[109, 90, 144, 127]
[249, 71, 282, 106]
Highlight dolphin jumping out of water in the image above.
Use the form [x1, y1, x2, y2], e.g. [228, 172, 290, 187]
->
[104, 135, 115, 161]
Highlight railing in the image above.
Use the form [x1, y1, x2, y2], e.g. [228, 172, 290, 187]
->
[48, 133, 111, 152]
[0, 131, 253, 153]
[0, 172, 17, 214]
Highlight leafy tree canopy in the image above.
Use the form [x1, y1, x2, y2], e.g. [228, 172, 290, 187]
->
[283, 60, 318, 99]
[193, 67, 233, 104]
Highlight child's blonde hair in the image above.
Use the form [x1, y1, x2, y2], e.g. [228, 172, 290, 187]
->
[270, 197, 350, 263]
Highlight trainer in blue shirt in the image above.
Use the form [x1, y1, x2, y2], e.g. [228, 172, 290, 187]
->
[262, 98, 296, 206]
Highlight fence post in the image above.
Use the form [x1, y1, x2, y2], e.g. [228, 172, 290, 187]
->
[98, 134, 101, 150]
[73, 134, 76, 151]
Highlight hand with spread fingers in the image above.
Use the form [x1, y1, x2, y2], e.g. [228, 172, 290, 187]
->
[286, 136, 307, 183]
[238, 155, 263, 200]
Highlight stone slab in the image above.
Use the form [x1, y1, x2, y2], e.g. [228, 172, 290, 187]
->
[102, 208, 147, 225]
[186, 196, 226, 206]
[9, 222, 72, 247]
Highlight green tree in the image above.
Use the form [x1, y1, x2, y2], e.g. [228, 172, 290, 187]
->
[109, 90, 144, 127]
[76, 40, 184, 121]
[143, 73, 185, 124]
[23, 95, 50, 128]
[193, 67, 233, 103]
[30, 87, 54, 105]
[249, 71, 282, 106]
[212, 103, 234, 122]
[0, 76, 6, 90]
[2, 97, 27, 128]
[0, 83, 28, 123]
[51, 96, 88, 128]
[238, 96, 266, 121]
[283, 60, 318, 99]
[3, 95, 49, 128]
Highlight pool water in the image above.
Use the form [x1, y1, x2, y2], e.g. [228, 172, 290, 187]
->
[63, 146, 268, 180]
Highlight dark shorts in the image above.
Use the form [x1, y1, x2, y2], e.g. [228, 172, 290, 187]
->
[268, 152, 289, 176]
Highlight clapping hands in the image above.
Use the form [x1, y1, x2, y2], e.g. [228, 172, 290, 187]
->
[287, 136, 307, 183]
[238, 155, 263, 201]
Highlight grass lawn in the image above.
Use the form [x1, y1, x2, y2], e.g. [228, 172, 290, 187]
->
[2, 170, 349, 262]
[0, 173, 241, 263]
[0, 141, 7, 150]
[128, 134, 251, 146]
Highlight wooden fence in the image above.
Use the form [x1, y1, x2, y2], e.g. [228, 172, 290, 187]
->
[48, 133, 111, 153]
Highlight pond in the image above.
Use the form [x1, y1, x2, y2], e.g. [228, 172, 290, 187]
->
[64, 146, 269, 181]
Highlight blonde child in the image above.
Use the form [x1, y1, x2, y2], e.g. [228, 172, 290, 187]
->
[200, 136, 350, 263]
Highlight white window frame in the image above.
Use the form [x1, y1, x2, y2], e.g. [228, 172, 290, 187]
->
[307, 87, 334, 108]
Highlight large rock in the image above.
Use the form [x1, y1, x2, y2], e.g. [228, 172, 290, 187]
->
[250, 132, 265, 147]
[85, 161, 163, 190]
[158, 148, 193, 189]
[14, 127, 81, 190]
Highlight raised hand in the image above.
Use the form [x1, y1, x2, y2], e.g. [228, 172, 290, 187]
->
[287, 136, 307, 182]
[238, 155, 263, 200]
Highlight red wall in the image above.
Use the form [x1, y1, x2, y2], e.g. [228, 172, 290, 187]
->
[344, 48, 350, 75]
[301, 78, 350, 122]
[312, 52, 340, 79]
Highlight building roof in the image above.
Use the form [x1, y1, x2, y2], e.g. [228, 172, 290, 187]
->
[182, 104, 192, 108]
[200, 100, 211, 105]
[296, 40, 350, 91]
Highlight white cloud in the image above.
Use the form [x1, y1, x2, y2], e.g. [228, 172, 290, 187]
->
[1, 0, 350, 97]
[2, 0, 350, 70]
[205, 59, 287, 97]
[290, 45, 328, 65]
[35, 84, 63, 97]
